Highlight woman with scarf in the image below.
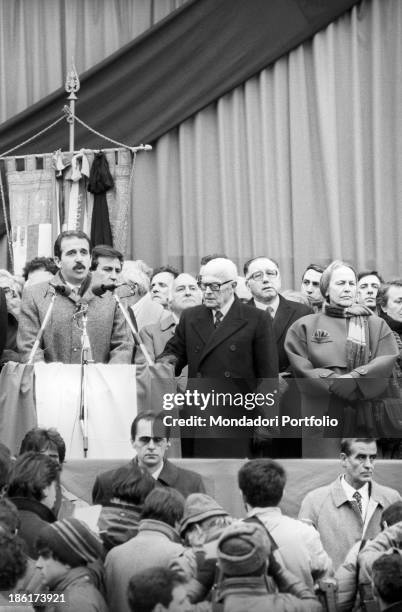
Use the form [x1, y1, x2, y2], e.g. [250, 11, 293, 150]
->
[284, 261, 398, 456]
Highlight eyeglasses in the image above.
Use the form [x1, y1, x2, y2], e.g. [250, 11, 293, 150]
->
[137, 436, 166, 446]
[247, 270, 278, 282]
[197, 279, 233, 292]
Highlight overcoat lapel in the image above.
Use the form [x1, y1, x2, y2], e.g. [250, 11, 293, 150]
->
[273, 296, 293, 343]
[197, 300, 247, 363]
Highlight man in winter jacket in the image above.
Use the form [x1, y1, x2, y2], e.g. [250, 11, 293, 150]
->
[35, 518, 108, 612]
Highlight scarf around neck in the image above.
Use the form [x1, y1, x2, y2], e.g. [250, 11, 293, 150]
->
[323, 300, 372, 369]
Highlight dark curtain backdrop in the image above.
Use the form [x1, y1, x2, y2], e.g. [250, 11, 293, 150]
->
[0, 0, 359, 156]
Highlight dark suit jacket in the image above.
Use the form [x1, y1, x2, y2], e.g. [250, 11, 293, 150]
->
[160, 299, 278, 387]
[249, 295, 311, 372]
[92, 458, 205, 505]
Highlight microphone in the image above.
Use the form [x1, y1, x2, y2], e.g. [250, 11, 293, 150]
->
[92, 282, 126, 296]
[51, 284, 72, 297]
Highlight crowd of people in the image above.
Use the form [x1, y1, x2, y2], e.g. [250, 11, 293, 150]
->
[1, 230, 402, 608]
[0, 427, 401, 611]
[0, 230, 401, 458]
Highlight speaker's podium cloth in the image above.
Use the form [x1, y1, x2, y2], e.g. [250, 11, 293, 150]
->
[0, 361, 175, 458]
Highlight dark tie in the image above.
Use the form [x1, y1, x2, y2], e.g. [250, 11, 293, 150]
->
[353, 491, 363, 515]
[267, 306, 274, 318]
[214, 310, 223, 328]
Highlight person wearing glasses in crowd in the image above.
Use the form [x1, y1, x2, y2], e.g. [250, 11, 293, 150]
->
[0, 269, 22, 364]
[92, 411, 205, 506]
[244, 256, 311, 458]
[158, 257, 278, 458]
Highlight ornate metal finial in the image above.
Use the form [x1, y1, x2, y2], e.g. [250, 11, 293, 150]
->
[65, 59, 80, 95]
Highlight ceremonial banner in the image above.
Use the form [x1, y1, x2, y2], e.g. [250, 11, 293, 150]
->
[5, 155, 59, 274]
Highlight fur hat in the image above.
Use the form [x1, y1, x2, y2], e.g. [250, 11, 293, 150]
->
[180, 493, 228, 535]
[37, 518, 105, 567]
[217, 521, 271, 576]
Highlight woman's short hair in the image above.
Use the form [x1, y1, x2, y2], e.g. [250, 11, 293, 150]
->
[8, 452, 60, 501]
[319, 260, 357, 299]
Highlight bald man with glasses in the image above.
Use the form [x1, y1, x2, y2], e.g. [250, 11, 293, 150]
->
[244, 256, 311, 458]
[158, 258, 278, 458]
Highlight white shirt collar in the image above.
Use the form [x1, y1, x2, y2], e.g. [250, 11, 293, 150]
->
[341, 475, 370, 519]
[150, 461, 164, 480]
[214, 295, 235, 319]
[254, 294, 280, 316]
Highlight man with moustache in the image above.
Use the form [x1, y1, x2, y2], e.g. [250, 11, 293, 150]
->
[17, 230, 133, 364]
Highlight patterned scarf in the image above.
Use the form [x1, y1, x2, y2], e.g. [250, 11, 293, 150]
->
[323, 301, 372, 369]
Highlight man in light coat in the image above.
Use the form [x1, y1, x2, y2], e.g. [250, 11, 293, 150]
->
[299, 438, 401, 570]
[17, 230, 133, 364]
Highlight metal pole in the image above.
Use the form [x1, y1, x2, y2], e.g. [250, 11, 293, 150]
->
[65, 59, 80, 152]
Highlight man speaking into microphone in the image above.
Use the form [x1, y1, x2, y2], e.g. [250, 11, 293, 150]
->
[17, 230, 133, 364]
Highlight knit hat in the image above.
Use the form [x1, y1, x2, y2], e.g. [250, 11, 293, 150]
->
[37, 518, 105, 567]
[217, 521, 271, 576]
[179, 494, 229, 536]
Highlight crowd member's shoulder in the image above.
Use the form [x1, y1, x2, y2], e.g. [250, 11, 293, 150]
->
[161, 459, 206, 496]
[280, 294, 313, 316]
[371, 480, 401, 505]
[299, 481, 334, 517]
[21, 278, 53, 299]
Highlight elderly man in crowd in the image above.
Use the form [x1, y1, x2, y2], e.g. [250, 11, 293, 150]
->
[136, 272, 202, 364]
[17, 230, 133, 364]
[159, 257, 278, 458]
[299, 438, 401, 570]
[244, 256, 311, 457]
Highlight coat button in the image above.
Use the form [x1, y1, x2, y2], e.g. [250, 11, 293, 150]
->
[229, 344, 236, 351]
[73, 348, 78, 352]
[356, 367, 368, 375]
[195, 346, 200, 353]
[196, 372, 202, 378]
[224, 371, 231, 378]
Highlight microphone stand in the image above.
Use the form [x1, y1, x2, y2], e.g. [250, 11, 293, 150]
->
[74, 303, 93, 458]
[27, 294, 56, 364]
[111, 291, 154, 366]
